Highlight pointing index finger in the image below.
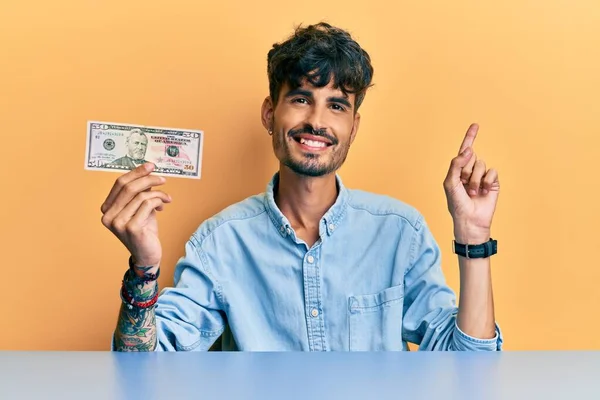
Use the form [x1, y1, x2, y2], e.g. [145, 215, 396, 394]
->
[458, 123, 479, 155]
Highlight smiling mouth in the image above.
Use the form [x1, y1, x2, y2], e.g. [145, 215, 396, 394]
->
[291, 134, 334, 150]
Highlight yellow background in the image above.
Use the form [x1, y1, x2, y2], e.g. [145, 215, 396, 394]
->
[1, 0, 598, 350]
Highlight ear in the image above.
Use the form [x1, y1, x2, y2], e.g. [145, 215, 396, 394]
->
[261, 96, 275, 132]
[349, 112, 361, 145]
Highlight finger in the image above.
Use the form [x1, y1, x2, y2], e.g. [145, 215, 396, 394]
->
[458, 123, 479, 155]
[126, 198, 165, 235]
[103, 175, 167, 221]
[101, 163, 155, 214]
[481, 168, 499, 195]
[468, 159, 486, 196]
[110, 191, 171, 233]
[461, 151, 477, 185]
[444, 146, 474, 189]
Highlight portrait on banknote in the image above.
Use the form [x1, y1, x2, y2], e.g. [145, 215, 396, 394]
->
[103, 128, 149, 169]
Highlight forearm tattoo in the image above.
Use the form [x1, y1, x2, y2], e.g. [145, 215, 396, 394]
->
[132, 265, 160, 282]
[114, 278, 158, 352]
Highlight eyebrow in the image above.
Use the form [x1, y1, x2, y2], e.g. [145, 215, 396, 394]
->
[329, 96, 352, 109]
[284, 88, 313, 99]
[284, 88, 353, 109]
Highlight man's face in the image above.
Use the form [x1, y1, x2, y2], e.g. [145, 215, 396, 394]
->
[127, 132, 148, 160]
[265, 80, 360, 177]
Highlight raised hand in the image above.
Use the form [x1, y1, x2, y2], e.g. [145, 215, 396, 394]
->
[443, 124, 500, 244]
[100, 163, 171, 269]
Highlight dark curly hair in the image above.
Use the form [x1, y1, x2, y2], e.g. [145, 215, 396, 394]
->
[267, 22, 374, 112]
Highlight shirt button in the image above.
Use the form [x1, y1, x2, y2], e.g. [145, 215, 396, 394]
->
[307, 255, 314, 263]
[280, 226, 285, 233]
[311, 308, 319, 317]
[328, 223, 335, 231]
[286, 227, 291, 235]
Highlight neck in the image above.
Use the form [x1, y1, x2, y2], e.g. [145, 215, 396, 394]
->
[274, 166, 339, 232]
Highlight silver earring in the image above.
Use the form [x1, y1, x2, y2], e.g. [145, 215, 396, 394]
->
[268, 129, 273, 135]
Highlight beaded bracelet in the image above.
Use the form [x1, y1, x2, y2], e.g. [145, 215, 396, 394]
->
[122, 270, 158, 301]
[120, 283, 159, 310]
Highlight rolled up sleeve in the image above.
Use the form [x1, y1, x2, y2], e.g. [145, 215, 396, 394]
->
[401, 215, 503, 351]
[452, 320, 503, 351]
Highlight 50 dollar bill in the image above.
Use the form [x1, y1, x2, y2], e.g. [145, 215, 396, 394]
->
[84, 121, 204, 179]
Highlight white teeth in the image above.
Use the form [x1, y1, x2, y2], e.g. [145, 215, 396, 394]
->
[299, 138, 326, 148]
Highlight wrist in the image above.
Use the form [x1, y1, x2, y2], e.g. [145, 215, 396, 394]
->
[453, 225, 490, 244]
[129, 256, 160, 279]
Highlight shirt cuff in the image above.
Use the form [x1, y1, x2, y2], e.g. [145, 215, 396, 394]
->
[452, 320, 503, 351]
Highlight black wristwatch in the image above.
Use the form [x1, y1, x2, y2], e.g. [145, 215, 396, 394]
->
[452, 238, 497, 259]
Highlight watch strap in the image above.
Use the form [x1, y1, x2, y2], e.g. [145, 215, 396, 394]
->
[453, 238, 497, 259]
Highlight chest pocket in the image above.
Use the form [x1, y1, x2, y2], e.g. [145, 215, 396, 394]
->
[348, 284, 405, 351]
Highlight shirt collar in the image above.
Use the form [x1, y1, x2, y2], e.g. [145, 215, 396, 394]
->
[263, 172, 349, 239]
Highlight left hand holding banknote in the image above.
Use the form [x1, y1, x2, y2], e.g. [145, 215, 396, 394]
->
[100, 163, 170, 269]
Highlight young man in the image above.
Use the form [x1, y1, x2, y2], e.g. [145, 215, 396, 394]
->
[101, 22, 502, 351]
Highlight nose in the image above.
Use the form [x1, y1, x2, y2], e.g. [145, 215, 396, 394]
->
[305, 105, 327, 133]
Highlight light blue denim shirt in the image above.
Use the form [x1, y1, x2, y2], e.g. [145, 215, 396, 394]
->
[126, 173, 502, 351]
